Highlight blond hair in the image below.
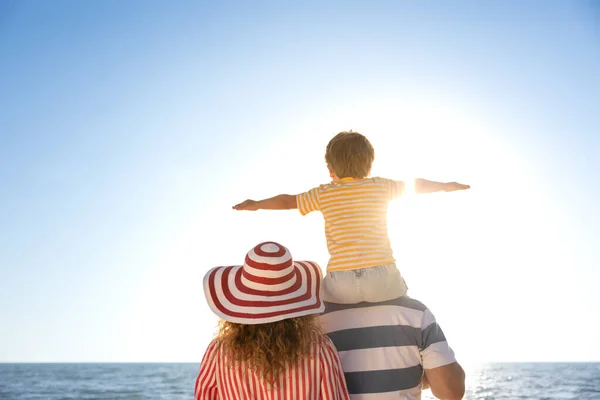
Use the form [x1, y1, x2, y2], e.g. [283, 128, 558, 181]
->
[216, 316, 321, 385]
[325, 131, 374, 179]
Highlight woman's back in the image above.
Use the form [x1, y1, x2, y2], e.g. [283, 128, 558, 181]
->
[195, 333, 348, 400]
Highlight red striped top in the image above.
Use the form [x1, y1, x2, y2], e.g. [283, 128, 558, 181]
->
[195, 334, 350, 400]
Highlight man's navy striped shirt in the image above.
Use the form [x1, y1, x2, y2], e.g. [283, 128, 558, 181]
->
[320, 297, 456, 400]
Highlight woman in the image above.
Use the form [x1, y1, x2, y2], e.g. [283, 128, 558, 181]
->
[195, 241, 350, 400]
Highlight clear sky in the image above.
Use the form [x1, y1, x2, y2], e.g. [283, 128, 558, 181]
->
[1, 0, 599, 363]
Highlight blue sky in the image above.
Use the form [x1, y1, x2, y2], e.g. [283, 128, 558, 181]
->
[1, 0, 599, 362]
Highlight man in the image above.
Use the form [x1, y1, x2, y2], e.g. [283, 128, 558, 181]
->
[320, 296, 466, 400]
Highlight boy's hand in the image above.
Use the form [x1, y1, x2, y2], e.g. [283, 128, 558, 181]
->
[233, 199, 260, 211]
[443, 182, 470, 192]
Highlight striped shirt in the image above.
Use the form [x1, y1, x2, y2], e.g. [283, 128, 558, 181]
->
[195, 334, 350, 400]
[297, 177, 404, 272]
[320, 297, 456, 400]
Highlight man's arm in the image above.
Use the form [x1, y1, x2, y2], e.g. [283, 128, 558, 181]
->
[421, 373, 430, 390]
[233, 194, 298, 211]
[414, 179, 470, 194]
[423, 362, 465, 400]
[419, 306, 465, 399]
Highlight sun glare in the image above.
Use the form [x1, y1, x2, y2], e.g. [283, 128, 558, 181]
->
[307, 96, 515, 362]
[183, 95, 560, 363]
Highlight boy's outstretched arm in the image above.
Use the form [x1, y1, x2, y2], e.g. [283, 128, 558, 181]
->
[233, 194, 298, 211]
[414, 179, 470, 194]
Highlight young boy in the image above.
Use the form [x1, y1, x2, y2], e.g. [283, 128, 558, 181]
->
[233, 131, 469, 304]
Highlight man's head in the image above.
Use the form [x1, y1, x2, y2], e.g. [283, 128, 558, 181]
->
[325, 131, 375, 180]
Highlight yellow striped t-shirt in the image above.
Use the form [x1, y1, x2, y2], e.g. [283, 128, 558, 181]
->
[297, 177, 405, 272]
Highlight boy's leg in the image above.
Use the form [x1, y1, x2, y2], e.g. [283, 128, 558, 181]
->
[321, 270, 363, 304]
[359, 263, 408, 302]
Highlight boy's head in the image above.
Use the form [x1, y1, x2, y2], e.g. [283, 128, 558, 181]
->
[325, 131, 374, 179]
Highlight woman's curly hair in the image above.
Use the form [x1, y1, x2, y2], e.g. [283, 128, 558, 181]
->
[216, 315, 322, 385]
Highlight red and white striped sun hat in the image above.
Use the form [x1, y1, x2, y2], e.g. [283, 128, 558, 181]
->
[203, 241, 325, 325]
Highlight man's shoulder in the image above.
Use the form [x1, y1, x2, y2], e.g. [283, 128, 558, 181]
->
[320, 297, 430, 336]
[322, 296, 428, 314]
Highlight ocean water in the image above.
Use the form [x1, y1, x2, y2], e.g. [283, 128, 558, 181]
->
[425, 363, 600, 400]
[1, 362, 599, 399]
[0, 363, 198, 400]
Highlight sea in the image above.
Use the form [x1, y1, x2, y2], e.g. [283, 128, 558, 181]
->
[0, 362, 599, 400]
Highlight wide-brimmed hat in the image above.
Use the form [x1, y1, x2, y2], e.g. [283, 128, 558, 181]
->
[203, 241, 325, 325]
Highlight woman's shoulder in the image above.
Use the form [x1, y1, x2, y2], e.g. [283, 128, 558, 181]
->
[314, 332, 338, 353]
[204, 338, 223, 356]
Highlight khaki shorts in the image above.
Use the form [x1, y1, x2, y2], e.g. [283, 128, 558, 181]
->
[321, 263, 408, 304]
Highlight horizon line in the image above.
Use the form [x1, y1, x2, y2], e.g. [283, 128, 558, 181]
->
[2, 360, 599, 364]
